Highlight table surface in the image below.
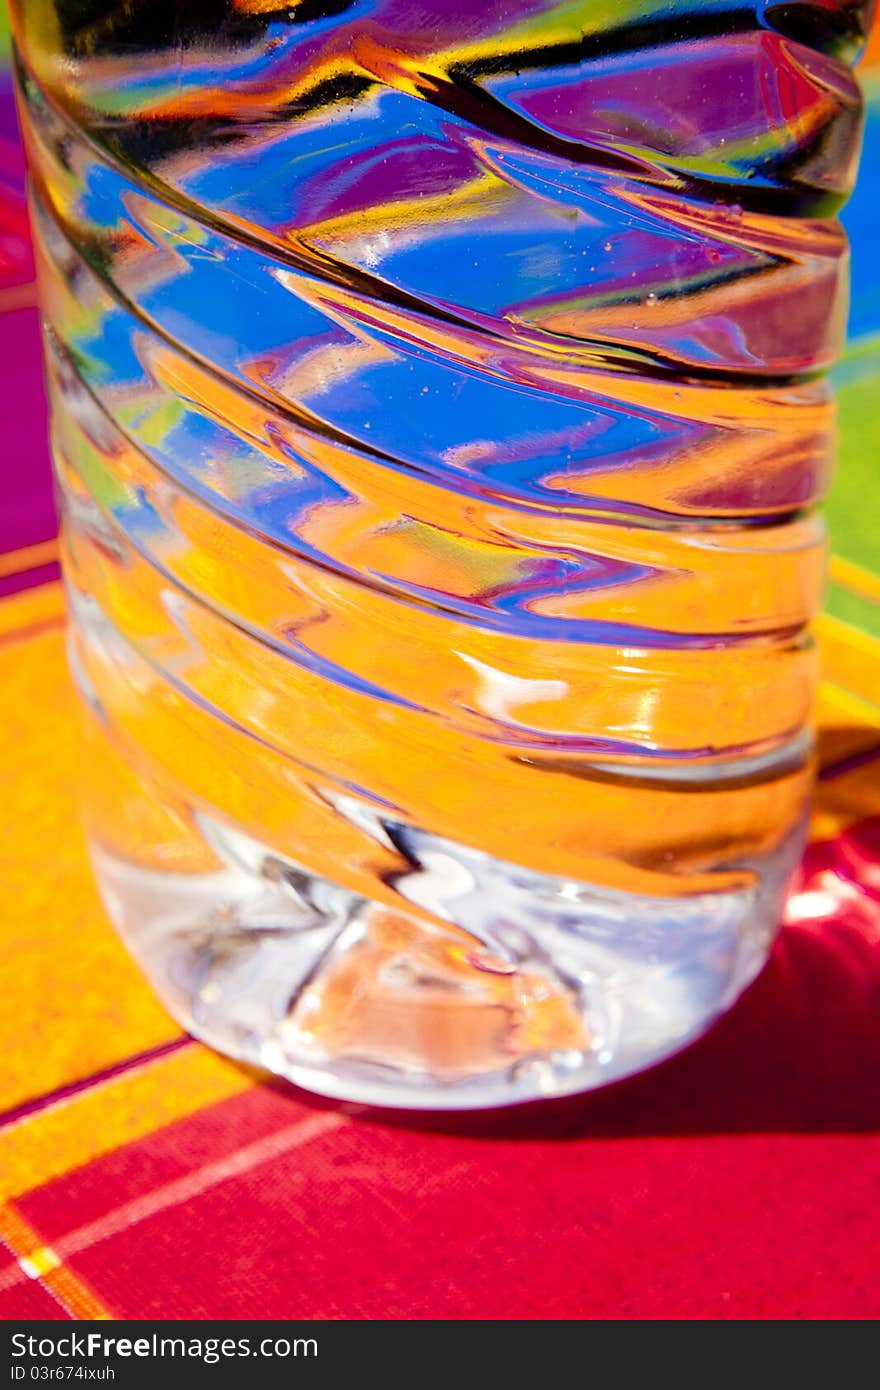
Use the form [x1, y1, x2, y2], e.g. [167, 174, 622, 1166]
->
[1, 14, 879, 1322]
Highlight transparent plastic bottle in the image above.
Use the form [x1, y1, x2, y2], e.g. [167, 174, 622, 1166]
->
[12, 0, 873, 1107]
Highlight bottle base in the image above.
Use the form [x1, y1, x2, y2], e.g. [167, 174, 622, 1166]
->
[89, 812, 801, 1111]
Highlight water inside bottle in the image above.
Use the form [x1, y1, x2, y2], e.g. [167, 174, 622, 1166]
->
[12, 0, 872, 1105]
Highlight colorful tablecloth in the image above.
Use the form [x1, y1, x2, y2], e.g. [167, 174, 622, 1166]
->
[1, 13, 879, 1322]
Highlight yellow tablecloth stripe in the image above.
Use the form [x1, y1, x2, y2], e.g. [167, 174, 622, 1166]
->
[0, 584, 179, 1115]
[0, 1044, 254, 1204]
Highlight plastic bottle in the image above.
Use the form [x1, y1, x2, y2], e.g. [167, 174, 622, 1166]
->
[12, 0, 874, 1106]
